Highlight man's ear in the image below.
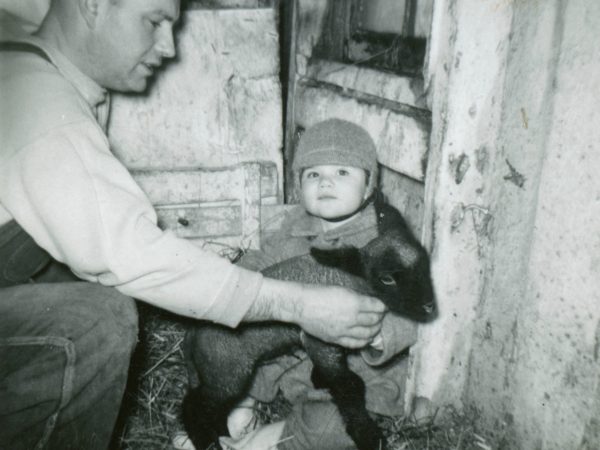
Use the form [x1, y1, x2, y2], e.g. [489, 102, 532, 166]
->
[79, 0, 100, 28]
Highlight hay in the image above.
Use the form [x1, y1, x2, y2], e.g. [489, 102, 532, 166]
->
[114, 306, 492, 450]
[114, 304, 190, 450]
[377, 406, 493, 450]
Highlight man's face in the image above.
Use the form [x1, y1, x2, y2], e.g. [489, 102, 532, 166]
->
[300, 165, 368, 221]
[90, 0, 180, 92]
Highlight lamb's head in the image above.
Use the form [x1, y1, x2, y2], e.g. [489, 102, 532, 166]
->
[311, 228, 436, 323]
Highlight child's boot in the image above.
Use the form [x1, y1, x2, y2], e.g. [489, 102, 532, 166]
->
[219, 420, 286, 450]
[227, 397, 259, 439]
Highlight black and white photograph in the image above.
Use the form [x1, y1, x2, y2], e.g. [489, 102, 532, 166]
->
[1, 0, 598, 449]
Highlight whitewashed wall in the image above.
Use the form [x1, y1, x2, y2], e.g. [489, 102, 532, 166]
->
[413, 1, 600, 448]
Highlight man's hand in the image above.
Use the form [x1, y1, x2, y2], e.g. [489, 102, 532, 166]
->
[292, 284, 386, 348]
[246, 279, 386, 348]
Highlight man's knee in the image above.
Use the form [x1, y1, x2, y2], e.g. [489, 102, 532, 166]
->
[90, 284, 139, 347]
[72, 283, 139, 361]
[0, 282, 138, 360]
[0, 283, 138, 450]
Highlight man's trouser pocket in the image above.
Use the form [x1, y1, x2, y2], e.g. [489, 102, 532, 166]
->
[0, 336, 75, 450]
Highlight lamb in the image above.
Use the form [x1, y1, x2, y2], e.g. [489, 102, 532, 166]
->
[181, 208, 436, 450]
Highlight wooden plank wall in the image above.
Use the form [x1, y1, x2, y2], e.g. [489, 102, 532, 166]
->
[108, 5, 283, 194]
[107, 3, 284, 254]
[131, 162, 281, 252]
[284, 0, 432, 235]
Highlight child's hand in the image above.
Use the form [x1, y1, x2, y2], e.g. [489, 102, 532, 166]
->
[370, 332, 384, 351]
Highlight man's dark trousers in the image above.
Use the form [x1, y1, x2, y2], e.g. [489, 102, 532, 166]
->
[0, 220, 138, 450]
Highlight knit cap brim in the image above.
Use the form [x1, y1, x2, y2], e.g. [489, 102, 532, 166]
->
[292, 119, 379, 195]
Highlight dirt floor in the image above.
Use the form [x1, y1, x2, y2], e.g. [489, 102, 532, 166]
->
[113, 304, 494, 450]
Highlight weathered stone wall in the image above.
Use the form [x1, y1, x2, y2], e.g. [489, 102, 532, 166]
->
[413, 1, 600, 448]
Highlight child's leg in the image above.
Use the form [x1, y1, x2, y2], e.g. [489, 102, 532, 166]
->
[278, 400, 357, 450]
[173, 358, 292, 449]
[174, 398, 272, 450]
[219, 420, 286, 450]
[218, 400, 358, 450]
[225, 355, 297, 440]
[224, 354, 307, 441]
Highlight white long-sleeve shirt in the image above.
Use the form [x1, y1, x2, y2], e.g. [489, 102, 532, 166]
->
[0, 13, 262, 326]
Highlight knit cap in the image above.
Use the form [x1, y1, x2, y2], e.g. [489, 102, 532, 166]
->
[293, 118, 379, 195]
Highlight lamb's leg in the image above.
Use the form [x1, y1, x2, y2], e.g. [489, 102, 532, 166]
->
[182, 385, 231, 449]
[183, 367, 259, 450]
[305, 337, 385, 450]
[182, 333, 259, 450]
[182, 323, 302, 450]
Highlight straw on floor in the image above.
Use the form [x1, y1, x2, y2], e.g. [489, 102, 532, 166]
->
[114, 305, 492, 450]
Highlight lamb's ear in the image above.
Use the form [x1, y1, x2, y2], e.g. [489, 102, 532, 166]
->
[310, 247, 365, 277]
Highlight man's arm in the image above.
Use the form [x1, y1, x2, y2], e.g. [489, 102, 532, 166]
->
[244, 277, 386, 349]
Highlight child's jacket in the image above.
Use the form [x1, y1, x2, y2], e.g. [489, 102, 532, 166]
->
[238, 201, 418, 416]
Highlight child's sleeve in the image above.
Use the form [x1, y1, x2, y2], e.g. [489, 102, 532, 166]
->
[360, 314, 418, 366]
[235, 209, 297, 271]
[236, 248, 277, 271]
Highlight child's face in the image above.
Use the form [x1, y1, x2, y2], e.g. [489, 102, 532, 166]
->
[300, 165, 368, 221]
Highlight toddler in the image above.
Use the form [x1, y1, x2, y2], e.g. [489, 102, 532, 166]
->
[174, 118, 418, 450]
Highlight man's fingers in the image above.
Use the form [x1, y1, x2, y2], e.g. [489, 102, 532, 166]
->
[359, 296, 387, 313]
[354, 311, 385, 327]
[352, 324, 383, 339]
[290, 285, 387, 347]
[335, 324, 383, 349]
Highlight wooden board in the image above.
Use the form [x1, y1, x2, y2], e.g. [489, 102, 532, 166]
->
[295, 83, 430, 181]
[131, 162, 279, 249]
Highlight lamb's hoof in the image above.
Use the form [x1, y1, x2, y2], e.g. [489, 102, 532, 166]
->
[355, 435, 385, 450]
[350, 422, 386, 450]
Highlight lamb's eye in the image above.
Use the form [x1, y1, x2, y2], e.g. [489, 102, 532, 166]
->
[379, 275, 396, 286]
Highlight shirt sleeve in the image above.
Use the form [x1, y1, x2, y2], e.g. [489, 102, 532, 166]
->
[0, 120, 262, 327]
[236, 207, 304, 270]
